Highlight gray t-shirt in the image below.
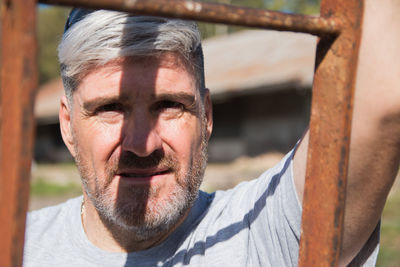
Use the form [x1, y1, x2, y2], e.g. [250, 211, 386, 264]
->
[23, 151, 379, 266]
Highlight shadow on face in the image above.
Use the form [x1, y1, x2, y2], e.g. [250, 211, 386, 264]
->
[77, 37, 210, 248]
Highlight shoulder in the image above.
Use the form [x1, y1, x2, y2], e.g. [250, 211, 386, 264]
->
[199, 149, 299, 226]
[175, 151, 301, 266]
[24, 196, 83, 265]
[26, 196, 82, 232]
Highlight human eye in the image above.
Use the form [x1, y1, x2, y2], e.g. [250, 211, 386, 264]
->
[153, 100, 185, 118]
[94, 103, 125, 122]
[96, 103, 124, 113]
[158, 100, 184, 110]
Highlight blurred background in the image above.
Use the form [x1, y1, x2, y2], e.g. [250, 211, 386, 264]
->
[32, 1, 399, 266]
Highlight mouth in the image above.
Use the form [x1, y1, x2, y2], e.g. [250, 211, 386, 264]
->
[118, 169, 171, 178]
[116, 168, 173, 185]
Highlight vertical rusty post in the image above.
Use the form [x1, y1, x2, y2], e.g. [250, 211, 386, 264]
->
[0, 0, 37, 266]
[298, 0, 364, 266]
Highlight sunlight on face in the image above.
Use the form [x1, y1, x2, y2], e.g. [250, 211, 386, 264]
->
[69, 55, 212, 239]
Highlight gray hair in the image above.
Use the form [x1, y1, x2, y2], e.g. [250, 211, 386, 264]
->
[58, 10, 205, 103]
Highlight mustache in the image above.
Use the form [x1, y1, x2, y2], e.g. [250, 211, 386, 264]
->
[119, 150, 164, 169]
[107, 150, 178, 174]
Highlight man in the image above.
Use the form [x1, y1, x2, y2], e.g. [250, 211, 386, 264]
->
[24, 1, 400, 266]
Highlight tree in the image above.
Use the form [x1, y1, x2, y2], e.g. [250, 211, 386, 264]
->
[198, 0, 320, 39]
[38, 6, 70, 85]
[264, 0, 320, 14]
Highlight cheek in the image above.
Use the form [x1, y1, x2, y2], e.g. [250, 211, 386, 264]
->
[157, 115, 202, 157]
[73, 119, 123, 163]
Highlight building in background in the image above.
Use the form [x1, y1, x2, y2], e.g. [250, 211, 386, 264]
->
[34, 79, 72, 162]
[34, 29, 316, 162]
[204, 30, 315, 161]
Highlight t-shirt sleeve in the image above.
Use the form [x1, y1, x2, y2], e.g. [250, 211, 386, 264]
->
[245, 149, 302, 266]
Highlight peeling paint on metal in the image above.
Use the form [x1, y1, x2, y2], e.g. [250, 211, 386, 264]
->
[298, 0, 364, 266]
[125, 0, 138, 8]
[185, 1, 202, 13]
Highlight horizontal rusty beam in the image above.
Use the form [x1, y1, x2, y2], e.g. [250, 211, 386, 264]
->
[298, 0, 364, 266]
[40, 0, 340, 36]
[0, 0, 38, 266]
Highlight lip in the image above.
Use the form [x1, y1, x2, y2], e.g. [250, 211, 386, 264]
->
[116, 168, 171, 184]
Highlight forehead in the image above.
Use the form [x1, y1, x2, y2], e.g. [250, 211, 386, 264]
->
[76, 54, 197, 101]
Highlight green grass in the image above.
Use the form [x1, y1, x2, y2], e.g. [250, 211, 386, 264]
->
[377, 191, 400, 266]
[31, 162, 81, 197]
[30, 178, 81, 196]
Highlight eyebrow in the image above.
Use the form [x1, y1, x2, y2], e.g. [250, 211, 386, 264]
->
[82, 96, 122, 112]
[82, 92, 197, 111]
[156, 93, 196, 105]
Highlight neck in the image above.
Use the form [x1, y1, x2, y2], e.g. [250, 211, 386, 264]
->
[81, 195, 189, 252]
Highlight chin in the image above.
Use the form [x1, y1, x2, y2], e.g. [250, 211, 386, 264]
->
[92, 178, 200, 239]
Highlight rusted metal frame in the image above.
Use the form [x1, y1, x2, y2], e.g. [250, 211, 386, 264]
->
[0, 0, 361, 266]
[0, 0, 38, 266]
[39, 0, 341, 36]
[298, 0, 364, 266]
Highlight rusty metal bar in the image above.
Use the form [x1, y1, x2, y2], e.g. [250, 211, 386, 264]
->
[298, 0, 364, 266]
[0, 0, 364, 266]
[0, 0, 38, 266]
[39, 0, 341, 36]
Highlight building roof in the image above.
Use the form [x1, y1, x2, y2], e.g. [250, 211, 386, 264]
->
[204, 29, 316, 99]
[35, 29, 316, 121]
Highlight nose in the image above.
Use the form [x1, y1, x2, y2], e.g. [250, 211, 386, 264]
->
[121, 111, 162, 157]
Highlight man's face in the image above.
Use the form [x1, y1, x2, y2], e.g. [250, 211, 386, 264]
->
[60, 54, 213, 239]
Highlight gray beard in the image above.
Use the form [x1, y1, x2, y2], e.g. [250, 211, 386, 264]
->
[75, 126, 208, 241]
[92, 177, 199, 241]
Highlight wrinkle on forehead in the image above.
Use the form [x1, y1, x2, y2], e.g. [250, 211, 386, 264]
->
[87, 52, 194, 79]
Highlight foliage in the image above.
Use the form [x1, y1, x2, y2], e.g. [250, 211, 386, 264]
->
[264, 0, 320, 14]
[198, 0, 320, 39]
[377, 191, 400, 266]
[38, 6, 70, 85]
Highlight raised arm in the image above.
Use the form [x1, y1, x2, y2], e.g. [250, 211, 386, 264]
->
[293, 0, 400, 265]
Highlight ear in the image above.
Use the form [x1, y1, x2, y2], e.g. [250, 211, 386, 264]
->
[203, 88, 213, 140]
[59, 95, 76, 158]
